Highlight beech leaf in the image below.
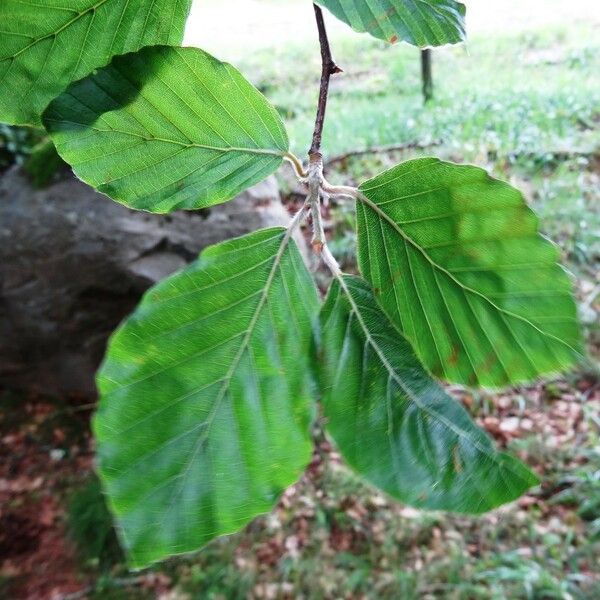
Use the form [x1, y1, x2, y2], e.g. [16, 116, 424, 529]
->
[94, 227, 319, 567]
[356, 158, 582, 387]
[44, 46, 289, 213]
[320, 275, 539, 512]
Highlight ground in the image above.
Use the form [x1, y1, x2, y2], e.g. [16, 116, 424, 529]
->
[1, 1, 600, 599]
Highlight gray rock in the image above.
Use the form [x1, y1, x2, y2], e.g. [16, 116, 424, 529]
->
[0, 167, 301, 396]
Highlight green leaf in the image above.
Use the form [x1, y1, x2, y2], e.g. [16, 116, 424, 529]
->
[94, 227, 319, 568]
[43, 45, 289, 213]
[356, 158, 582, 387]
[320, 275, 539, 512]
[315, 0, 466, 47]
[0, 0, 192, 126]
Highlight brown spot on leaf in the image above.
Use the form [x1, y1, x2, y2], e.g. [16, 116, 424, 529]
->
[389, 35, 398, 44]
[453, 445, 463, 473]
[448, 345, 460, 366]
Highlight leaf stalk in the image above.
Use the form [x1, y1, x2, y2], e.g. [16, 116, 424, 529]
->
[284, 151, 308, 178]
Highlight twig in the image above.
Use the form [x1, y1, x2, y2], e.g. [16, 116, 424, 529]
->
[309, 4, 342, 158]
[324, 139, 443, 168]
[57, 587, 91, 600]
[321, 243, 342, 277]
[51, 401, 97, 417]
[509, 148, 600, 162]
[305, 4, 344, 269]
[583, 283, 600, 311]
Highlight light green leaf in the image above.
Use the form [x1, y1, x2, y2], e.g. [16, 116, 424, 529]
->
[94, 227, 319, 568]
[0, 0, 192, 126]
[43, 45, 289, 213]
[320, 275, 539, 512]
[315, 0, 466, 47]
[356, 158, 582, 387]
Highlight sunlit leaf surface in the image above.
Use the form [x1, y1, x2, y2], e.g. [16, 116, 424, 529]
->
[0, 0, 192, 125]
[357, 158, 582, 387]
[94, 228, 319, 567]
[44, 46, 289, 213]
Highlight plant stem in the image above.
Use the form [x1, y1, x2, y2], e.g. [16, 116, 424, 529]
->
[322, 243, 342, 276]
[307, 158, 325, 252]
[304, 5, 343, 266]
[309, 3, 341, 158]
[321, 178, 358, 200]
[287, 198, 310, 233]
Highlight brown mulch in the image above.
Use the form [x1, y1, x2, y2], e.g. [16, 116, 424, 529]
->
[0, 392, 94, 600]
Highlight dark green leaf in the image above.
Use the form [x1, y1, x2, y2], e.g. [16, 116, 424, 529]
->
[44, 45, 289, 213]
[0, 0, 192, 126]
[94, 227, 319, 567]
[315, 0, 466, 47]
[356, 158, 582, 387]
[321, 275, 539, 512]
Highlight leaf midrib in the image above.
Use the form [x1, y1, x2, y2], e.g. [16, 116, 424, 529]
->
[321, 0, 461, 44]
[103, 230, 294, 482]
[164, 229, 296, 507]
[45, 118, 287, 159]
[335, 281, 538, 502]
[335, 277, 488, 455]
[333, 277, 531, 489]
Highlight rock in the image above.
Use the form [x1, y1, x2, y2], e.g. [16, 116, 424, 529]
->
[0, 167, 302, 396]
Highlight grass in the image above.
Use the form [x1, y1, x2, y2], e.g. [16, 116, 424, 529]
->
[63, 387, 600, 599]
[67, 477, 124, 570]
[237, 23, 600, 164]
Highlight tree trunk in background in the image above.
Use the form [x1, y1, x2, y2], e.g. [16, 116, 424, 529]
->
[421, 49, 433, 103]
[0, 167, 303, 397]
